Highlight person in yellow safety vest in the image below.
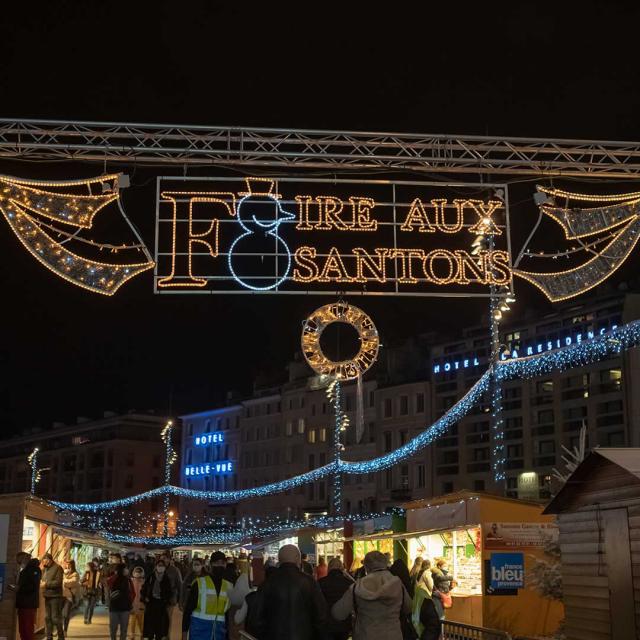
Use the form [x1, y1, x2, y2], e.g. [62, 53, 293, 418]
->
[182, 552, 234, 640]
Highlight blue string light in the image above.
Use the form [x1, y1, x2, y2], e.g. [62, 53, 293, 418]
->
[49, 320, 640, 513]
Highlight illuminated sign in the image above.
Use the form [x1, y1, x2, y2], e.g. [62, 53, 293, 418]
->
[184, 461, 233, 476]
[433, 325, 617, 374]
[194, 432, 224, 446]
[154, 177, 511, 296]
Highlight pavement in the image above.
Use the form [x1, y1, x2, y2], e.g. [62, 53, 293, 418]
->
[64, 603, 184, 640]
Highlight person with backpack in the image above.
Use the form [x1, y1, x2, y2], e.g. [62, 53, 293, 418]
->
[332, 550, 412, 640]
[108, 564, 135, 640]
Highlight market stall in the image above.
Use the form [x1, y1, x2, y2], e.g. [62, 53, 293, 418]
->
[403, 491, 563, 638]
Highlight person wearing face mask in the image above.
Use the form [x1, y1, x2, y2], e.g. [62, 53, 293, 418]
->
[129, 567, 146, 640]
[11, 552, 41, 640]
[41, 553, 65, 640]
[81, 561, 101, 624]
[179, 558, 205, 612]
[62, 560, 81, 633]
[103, 553, 123, 605]
[182, 552, 235, 640]
[141, 560, 172, 640]
[108, 564, 135, 640]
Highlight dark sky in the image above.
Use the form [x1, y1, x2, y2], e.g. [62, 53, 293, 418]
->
[1, 1, 640, 432]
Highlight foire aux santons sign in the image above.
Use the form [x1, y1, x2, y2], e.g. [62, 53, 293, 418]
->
[154, 177, 511, 296]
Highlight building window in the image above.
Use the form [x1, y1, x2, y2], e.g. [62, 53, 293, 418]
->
[400, 430, 408, 446]
[368, 422, 376, 443]
[308, 429, 316, 444]
[285, 421, 293, 436]
[205, 419, 211, 433]
[319, 482, 325, 501]
[536, 380, 553, 394]
[537, 409, 554, 424]
[297, 418, 305, 434]
[319, 428, 327, 442]
[384, 431, 392, 452]
[311, 404, 316, 417]
[416, 393, 425, 413]
[538, 440, 555, 454]
[187, 423, 194, 436]
[417, 464, 426, 488]
[384, 398, 393, 418]
[125, 452, 134, 467]
[369, 391, 375, 407]
[400, 464, 409, 490]
[385, 469, 392, 490]
[399, 396, 409, 415]
[507, 444, 523, 458]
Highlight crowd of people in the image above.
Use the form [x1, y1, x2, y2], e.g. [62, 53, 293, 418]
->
[10, 546, 453, 640]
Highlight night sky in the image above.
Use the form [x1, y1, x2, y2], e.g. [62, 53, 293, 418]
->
[2, 2, 640, 432]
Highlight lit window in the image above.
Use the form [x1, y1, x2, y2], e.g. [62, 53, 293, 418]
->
[308, 429, 316, 444]
[297, 418, 305, 434]
[319, 428, 327, 442]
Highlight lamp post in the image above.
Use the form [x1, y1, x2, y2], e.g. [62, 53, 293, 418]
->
[327, 379, 347, 516]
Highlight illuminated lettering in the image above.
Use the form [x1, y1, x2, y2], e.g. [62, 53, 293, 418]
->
[315, 196, 350, 230]
[456, 250, 488, 284]
[353, 248, 388, 283]
[391, 249, 426, 283]
[466, 200, 503, 235]
[487, 251, 512, 285]
[158, 193, 235, 288]
[318, 247, 353, 282]
[400, 198, 436, 233]
[435, 199, 464, 234]
[295, 195, 314, 230]
[527, 347, 533, 355]
[350, 197, 377, 231]
[293, 246, 320, 282]
[423, 250, 456, 284]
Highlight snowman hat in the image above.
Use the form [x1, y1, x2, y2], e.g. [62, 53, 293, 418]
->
[239, 177, 281, 199]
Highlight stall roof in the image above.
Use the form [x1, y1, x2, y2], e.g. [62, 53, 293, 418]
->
[402, 489, 542, 511]
[544, 448, 640, 514]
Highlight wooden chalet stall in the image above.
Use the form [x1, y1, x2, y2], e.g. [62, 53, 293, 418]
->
[544, 448, 640, 640]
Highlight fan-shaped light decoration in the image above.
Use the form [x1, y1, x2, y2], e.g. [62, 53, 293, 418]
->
[0, 174, 154, 295]
[301, 302, 379, 381]
[515, 186, 640, 302]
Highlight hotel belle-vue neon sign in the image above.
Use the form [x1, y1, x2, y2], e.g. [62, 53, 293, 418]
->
[154, 177, 512, 296]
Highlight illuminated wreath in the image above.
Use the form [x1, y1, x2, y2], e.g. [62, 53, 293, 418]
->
[301, 302, 379, 380]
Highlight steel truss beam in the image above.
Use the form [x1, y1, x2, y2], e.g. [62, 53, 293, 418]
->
[1, 118, 640, 178]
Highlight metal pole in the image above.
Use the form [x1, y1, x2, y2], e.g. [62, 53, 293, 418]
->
[489, 288, 506, 492]
[332, 382, 343, 516]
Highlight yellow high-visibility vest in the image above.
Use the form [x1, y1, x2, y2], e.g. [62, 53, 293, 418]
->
[192, 576, 232, 622]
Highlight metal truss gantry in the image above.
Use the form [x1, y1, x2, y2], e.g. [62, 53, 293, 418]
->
[1, 118, 640, 178]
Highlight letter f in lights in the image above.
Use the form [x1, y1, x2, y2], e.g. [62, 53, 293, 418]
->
[158, 192, 236, 288]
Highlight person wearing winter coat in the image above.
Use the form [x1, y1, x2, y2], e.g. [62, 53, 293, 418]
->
[41, 553, 65, 640]
[332, 550, 412, 640]
[257, 544, 327, 640]
[62, 560, 81, 632]
[81, 561, 101, 624]
[141, 560, 172, 640]
[108, 564, 135, 640]
[412, 567, 437, 638]
[13, 552, 42, 640]
[318, 558, 353, 640]
[130, 566, 146, 639]
[417, 595, 442, 640]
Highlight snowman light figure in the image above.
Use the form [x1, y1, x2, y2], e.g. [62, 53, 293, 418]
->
[227, 178, 296, 290]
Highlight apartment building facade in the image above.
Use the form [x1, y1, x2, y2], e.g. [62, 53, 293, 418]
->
[179, 289, 640, 519]
[0, 412, 175, 516]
